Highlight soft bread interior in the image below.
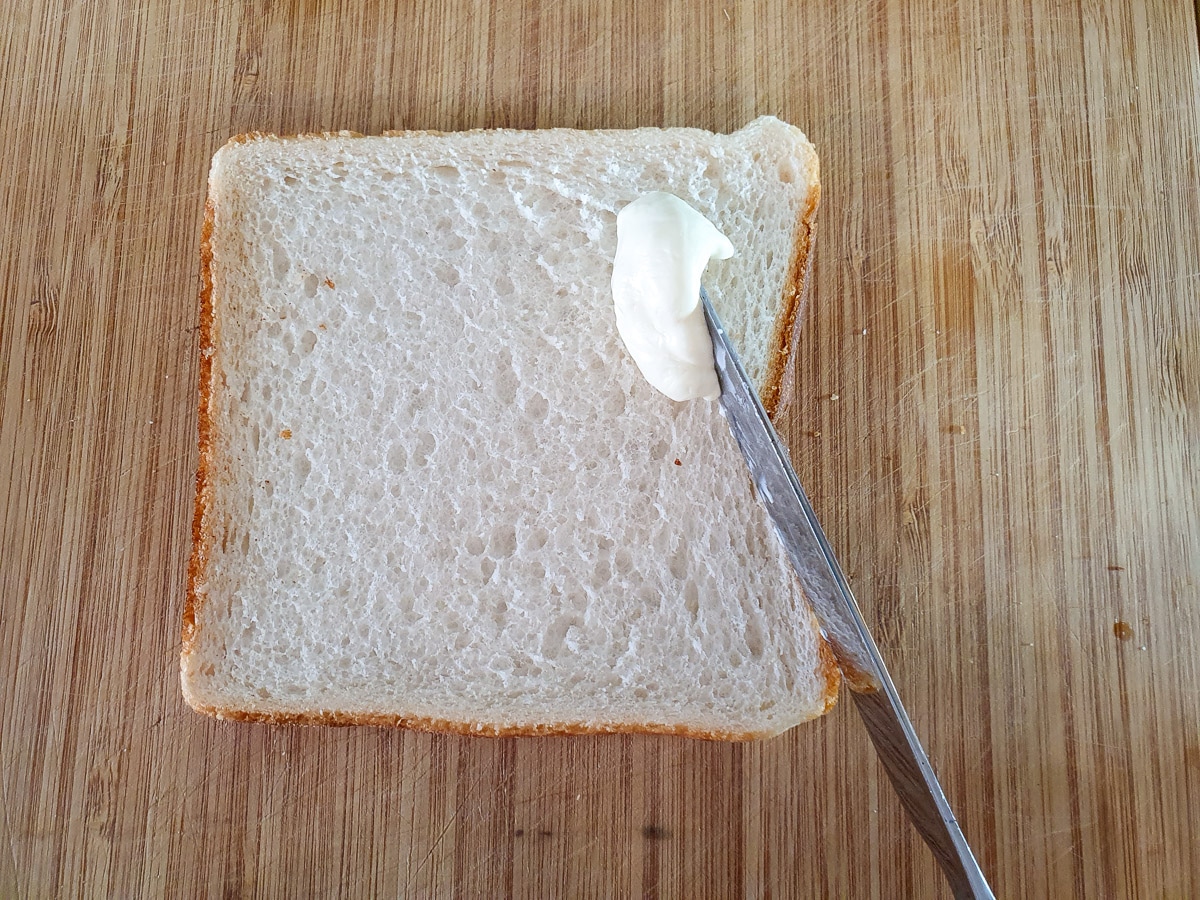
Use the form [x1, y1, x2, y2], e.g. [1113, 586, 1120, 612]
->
[184, 118, 834, 738]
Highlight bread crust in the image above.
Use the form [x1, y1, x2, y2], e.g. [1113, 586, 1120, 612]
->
[815, 620, 843, 710]
[182, 126, 838, 736]
[182, 197, 217, 657]
[180, 700, 830, 741]
[762, 180, 820, 420]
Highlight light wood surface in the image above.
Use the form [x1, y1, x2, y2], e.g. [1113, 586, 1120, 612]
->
[2, 0, 1198, 896]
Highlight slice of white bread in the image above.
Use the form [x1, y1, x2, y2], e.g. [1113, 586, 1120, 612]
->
[183, 116, 837, 739]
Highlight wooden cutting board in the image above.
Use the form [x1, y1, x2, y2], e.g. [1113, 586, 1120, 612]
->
[2, 0, 1198, 896]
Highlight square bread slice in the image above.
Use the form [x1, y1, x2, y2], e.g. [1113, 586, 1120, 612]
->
[183, 116, 838, 739]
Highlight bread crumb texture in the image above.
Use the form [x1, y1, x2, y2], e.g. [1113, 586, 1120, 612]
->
[184, 118, 833, 739]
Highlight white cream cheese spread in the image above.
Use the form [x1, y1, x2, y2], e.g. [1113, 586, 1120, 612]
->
[610, 192, 735, 401]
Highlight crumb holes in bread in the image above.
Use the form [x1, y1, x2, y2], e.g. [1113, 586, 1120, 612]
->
[684, 581, 700, 620]
[387, 443, 408, 473]
[430, 164, 460, 181]
[300, 330, 317, 354]
[493, 350, 518, 404]
[524, 392, 549, 421]
[412, 432, 436, 467]
[593, 558, 612, 585]
[489, 524, 517, 558]
[531, 191, 558, 218]
[668, 544, 688, 580]
[651, 528, 670, 554]
[524, 526, 549, 552]
[602, 391, 625, 418]
[743, 615, 765, 659]
[271, 243, 290, 280]
[478, 557, 496, 582]
[542, 613, 584, 659]
[434, 264, 460, 287]
[303, 273, 320, 298]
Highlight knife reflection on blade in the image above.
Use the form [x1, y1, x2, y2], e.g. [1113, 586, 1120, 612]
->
[701, 289, 994, 900]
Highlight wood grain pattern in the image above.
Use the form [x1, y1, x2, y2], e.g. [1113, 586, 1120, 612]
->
[2, 0, 1198, 896]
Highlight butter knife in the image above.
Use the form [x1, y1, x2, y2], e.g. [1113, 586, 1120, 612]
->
[701, 289, 994, 900]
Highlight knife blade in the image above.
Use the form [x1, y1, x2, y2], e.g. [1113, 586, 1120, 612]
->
[701, 289, 994, 900]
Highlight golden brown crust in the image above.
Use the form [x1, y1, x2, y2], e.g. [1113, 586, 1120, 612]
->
[182, 196, 217, 655]
[815, 624, 843, 712]
[181, 700, 828, 741]
[761, 180, 820, 420]
[832, 655, 881, 694]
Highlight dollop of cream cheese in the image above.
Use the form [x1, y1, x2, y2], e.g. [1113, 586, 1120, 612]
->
[610, 192, 735, 401]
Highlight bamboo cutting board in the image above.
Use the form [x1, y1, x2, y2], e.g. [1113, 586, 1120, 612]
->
[2, 0, 1198, 896]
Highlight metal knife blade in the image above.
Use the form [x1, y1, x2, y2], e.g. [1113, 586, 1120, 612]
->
[701, 289, 994, 900]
